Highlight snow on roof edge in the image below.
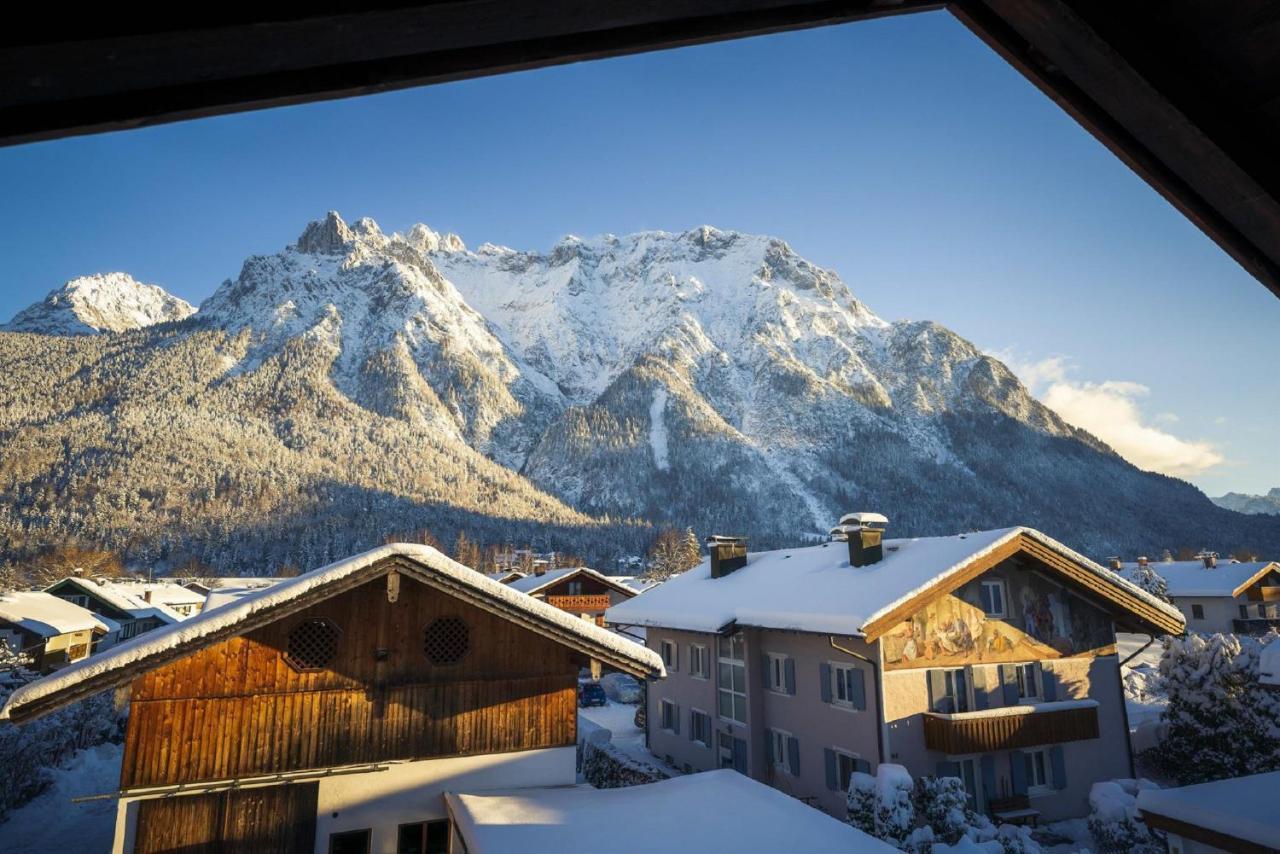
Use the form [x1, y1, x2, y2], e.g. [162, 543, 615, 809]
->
[2, 543, 663, 721]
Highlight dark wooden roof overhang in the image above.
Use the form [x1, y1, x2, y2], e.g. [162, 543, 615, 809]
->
[860, 530, 1186, 642]
[5, 553, 660, 724]
[1139, 809, 1278, 854]
[3, 2, 1278, 297]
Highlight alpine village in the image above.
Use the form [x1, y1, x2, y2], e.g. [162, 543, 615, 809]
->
[3, 6, 1280, 854]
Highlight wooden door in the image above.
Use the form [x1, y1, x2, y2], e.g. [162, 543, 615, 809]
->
[133, 781, 318, 853]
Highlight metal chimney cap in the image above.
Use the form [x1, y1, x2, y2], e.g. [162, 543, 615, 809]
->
[838, 512, 888, 529]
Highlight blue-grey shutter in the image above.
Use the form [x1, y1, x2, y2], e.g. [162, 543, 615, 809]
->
[936, 760, 961, 779]
[1010, 750, 1028, 795]
[788, 736, 801, 776]
[824, 748, 838, 790]
[762, 654, 772, 688]
[764, 731, 774, 763]
[784, 657, 796, 695]
[673, 704, 680, 735]
[980, 755, 996, 803]
[673, 644, 679, 672]
[999, 665, 1020, 705]
[850, 667, 867, 710]
[971, 666, 989, 710]
[927, 670, 948, 712]
[955, 668, 969, 712]
[1041, 666, 1058, 702]
[855, 758, 871, 773]
[820, 662, 832, 703]
[979, 584, 993, 613]
[733, 737, 748, 774]
[1049, 746, 1067, 790]
[688, 711, 696, 741]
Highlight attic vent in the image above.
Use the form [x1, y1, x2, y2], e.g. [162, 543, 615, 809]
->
[424, 616, 470, 665]
[285, 618, 340, 671]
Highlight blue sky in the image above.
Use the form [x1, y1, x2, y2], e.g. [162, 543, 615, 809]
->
[0, 11, 1274, 495]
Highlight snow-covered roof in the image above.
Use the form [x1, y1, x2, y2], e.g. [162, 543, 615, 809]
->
[606, 526, 1184, 637]
[3, 543, 663, 722]
[0, 592, 109, 637]
[606, 575, 659, 593]
[444, 769, 897, 853]
[506, 566, 635, 597]
[1136, 771, 1280, 849]
[46, 577, 185, 623]
[1116, 559, 1278, 598]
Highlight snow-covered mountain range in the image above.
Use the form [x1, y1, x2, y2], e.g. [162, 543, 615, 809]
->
[3, 273, 195, 334]
[1, 212, 1275, 571]
[1212, 489, 1280, 516]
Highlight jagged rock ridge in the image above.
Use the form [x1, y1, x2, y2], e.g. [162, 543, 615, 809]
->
[4, 273, 195, 335]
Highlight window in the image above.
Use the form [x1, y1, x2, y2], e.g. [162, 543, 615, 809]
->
[835, 751, 868, 790]
[691, 708, 711, 746]
[718, 731, 736, 769]
[1241, 604, 1250, 619]
[829, 663, 866, 710]
[766, 653, 790, 693]
[928, 668, 970, 713]
[329, 829, 371, 854]
[660, 698, 677, 731]
[1024, 749, 1051, 794]
[660, 639, 678, 671]
[397, 820, 449, 854]
[61, 594, 90, 608]
[424, 616, 469, 665]
[1191, 603, 1205, 620]
[979, 580, 1007, 618]
[717, 633, 747, 723]
[689, 643, 709, 678]
[285, 618, 340, 671]
[1015, 662, 1042, 701]
[769, 728, 794, 773]
[566, 580, 583, 595]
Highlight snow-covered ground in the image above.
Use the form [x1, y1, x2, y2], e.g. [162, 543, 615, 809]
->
[578, 699, 655, 765]
[1117, 633, 1167, 733]
[1, 742, 121, 853]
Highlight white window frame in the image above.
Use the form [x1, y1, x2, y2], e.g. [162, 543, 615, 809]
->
[766, 652, 789, 694]
[1015, 662, 1042, 703]
[1024, 748, 1052, 796]
[769, 728, 793, 773]
[660, 639, 677, 670]
[689, 643, 709, 679]
[690, 708, 711, 746]
[660, 698, 677, 732]
[717, 633, 747, 724]
[980, 579, 1008, 618]
[829, 662, 863, 711]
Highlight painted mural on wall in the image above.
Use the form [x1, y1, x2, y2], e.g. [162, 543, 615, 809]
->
[881, 566, 1113, 670]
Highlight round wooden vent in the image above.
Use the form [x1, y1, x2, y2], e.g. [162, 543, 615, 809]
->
[284, 618, 340, 671]
[424, 616, 470, 665]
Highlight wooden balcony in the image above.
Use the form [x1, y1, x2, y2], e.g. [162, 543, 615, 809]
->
[923, 703, 1099, 755]
[1234, 617, 1280, 635]
[545, 594, 611, 612]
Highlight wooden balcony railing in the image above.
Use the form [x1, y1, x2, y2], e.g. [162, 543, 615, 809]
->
[1234, 617, 1280, 635]
[545, 594, 611, 612]
[923, 703, 1099, 754]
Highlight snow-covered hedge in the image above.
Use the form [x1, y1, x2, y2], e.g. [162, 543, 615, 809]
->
[580, 738, 670, 789]
[0, 679, 124, 819]
[1143, 631, 1280, 785]
[1085, 779, 1163, 854]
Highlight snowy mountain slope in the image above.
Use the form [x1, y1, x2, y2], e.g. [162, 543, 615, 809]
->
[1212, 489, 1280, 516]
[0, 212, 1275, 572]
[3, 273, 195, 335]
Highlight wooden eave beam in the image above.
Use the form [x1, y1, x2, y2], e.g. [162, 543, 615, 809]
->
[950, 0, 1280, 297]
[1138, 810, 1277, 854]
[1231, 562, 1280, 599]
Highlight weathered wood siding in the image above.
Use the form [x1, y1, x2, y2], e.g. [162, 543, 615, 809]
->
[922, 705, 1099, 754]
[121, 574, 579, 788]
[134, 781, 318, 853]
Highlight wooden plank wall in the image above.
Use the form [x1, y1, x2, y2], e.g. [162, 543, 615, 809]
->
[134, 781, 318, 853]
[122, 575, 580, 788]
[922, 705, 1099, 754]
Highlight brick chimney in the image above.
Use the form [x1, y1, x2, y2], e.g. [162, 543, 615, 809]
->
[706, 536, 748, 579]
[1108, 557, 1123, 570]
[1137, 556, 1149, 568]
[1197, 551, 1218, 569]
[143, 590, 152, 602]
[836, 512, 888, 567]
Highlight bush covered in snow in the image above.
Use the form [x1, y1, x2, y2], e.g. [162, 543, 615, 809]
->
[1144, 631, 1280, 785]
[846, 764, 1039, 854]
[0, 679, 124, 819]
[1085, 779, 1163, 854]
[579, 738, 669, 789]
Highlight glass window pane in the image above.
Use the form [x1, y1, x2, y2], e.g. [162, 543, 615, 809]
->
[331, 830, 371, 854]
[734, 695, 747, 723]
[719, 662, 733, 685]
[719, 636, 731, 657]
[719, 691, 732, 718]
[397, 824, 424, 854]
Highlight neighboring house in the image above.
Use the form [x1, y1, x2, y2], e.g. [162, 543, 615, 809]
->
[607, 575, 660, 593]
[1113, 554, 1280, 635]
[1, 543, 663, 854]
[507, 567, 638, 627]
[46, 577, 186, 642]
[444, 768, 896, 852]
[180, 577, 282, 597]
[485, 569, 527, 585]
[606, 516, 1184, 823]
[1136, 771, 1280, 854]
[0, 591, 110, 672]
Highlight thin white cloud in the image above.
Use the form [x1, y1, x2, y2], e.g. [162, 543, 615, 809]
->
[991, 350, 1226, 478]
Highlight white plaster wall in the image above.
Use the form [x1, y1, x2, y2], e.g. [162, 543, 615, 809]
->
[1174, 596, 1239, 634]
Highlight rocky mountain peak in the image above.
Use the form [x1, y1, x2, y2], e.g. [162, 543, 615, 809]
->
[296, 211, 355, 255]
[3, 272, 196, 335]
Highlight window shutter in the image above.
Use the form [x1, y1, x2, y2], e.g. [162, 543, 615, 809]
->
[673, 644, 679, 672]
[1010, 750, 1028, 795]
[979, 584, 993, 613]
[971, 666, 988, 710]
[787, 736, 801, 776]
[762, 654, 772, 688]
[673, 704, 680, 735]
[820, 663, 832, 703]
[688, 712, 695, 741]
[784, 657, 796, 695]
[999, 664, 1020, 705]
[980, 755, 996, 805]
[1042, 666, 1058, 702]
[733, 737, 748, 774]
[855, 758, 871, 773]
[927, 670, 948, 712]
[824, 748, 838, 790]
[764, 731, 774, 764]
[850, 667, 867, 710]
[936, 760, 961, 779]
[1049, 746, 1067, 790]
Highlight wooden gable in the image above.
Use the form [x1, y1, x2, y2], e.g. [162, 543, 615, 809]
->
[120, 570, 581, 788]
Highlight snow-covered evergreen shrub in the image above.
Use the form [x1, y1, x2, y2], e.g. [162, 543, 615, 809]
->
[1085, 780, 1163, 854]
[580, 739, 669, 789]
[847, 770, 879, 835]
[912, 774, 970, 844]
[1145, 631, 1280, 785]
[1126, 564, 1171, 603]
[874, 764, 916, 846]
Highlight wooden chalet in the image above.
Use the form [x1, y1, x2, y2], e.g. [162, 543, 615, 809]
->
[505, 566, 639, 626]
[1, 544, 663, 854]
[0, 591, 111, 673]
